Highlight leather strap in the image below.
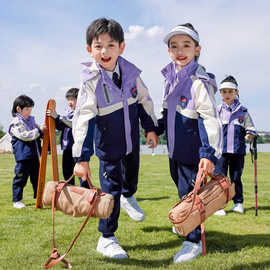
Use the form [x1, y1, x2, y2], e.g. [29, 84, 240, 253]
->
[171, 168, 233, 256]
[44, 177, 100, 269]
[201, 222, 206, 256]
[172, 167, 207, 224]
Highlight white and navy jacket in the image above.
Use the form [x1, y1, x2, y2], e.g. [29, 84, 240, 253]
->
[55, 110, 74, 150]
[218, 99, 256, 156]
[8, 115, 42, 162]
[72, 56, 157, 162]
[156, 59, 223, 164]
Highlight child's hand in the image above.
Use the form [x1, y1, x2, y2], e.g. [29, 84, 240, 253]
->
[245, 133, 253, 141]
[198, 158, 214, 174]
[74, 162, 91, 181]
[47, 108, 58, 119]
[40, 123, 47, 132]
[145, 131, 159, 149]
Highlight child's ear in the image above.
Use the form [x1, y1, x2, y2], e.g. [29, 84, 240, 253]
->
[119, 42, 125, 55]
[16, 106, 21, 113]
[86, 45, 93, 57]
[195, 45, 201, 56]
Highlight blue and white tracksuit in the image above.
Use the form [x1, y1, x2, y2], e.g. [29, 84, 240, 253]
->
[72, 56, 157, 236]
[157, 59, 223, 243]
[55, 110, 87, 187]
[55, 110, 75, 184]
[214, 99, 256, 204]
[8, 114, 43, 202]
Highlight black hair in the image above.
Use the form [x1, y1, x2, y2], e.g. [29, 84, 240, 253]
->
[220, 75, 238, 86]
[66, 88, 79, 99]
[11, 95, 34, 117]
[86, 18, 124, 46]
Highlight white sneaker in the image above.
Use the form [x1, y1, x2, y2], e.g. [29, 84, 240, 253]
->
[96, 236, 128, 259]
[213, 209, 227, 216]
[173, 241, 202, 263]
[13, 200, 26, 209]
[120, 195, 145, 221]
[172, 226, 179, 235]
[231, 203, 244, 214]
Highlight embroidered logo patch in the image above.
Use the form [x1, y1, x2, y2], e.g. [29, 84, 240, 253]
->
[238, 117, 244, 124]
[180, 96, 187, 109]
[131, 87, 137, 98]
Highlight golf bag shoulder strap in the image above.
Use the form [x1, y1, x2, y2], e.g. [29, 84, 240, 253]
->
[44, 179, 99, 269]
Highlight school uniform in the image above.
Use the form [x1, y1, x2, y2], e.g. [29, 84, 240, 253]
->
[214, 99, 256, 204]
[8, 114, 43, 202]
[105, 65, 140, 199]
[72, 56, 157, 236]
[55, 110, 75, 184]
[157, 59, 223, 243]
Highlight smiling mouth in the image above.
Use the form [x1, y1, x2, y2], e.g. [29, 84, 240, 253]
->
[102, 57, 111, 63]
[177, 56, 187, 61]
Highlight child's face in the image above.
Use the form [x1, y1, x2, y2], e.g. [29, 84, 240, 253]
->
[220, 88, 239, 106]
[67, 97, 77, 110]
[86, 33, 125, 71]
[16, 106, 32, 119]
[168, 34, 201, 70]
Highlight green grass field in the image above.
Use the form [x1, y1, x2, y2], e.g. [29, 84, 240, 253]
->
[0, 152, 270, 270]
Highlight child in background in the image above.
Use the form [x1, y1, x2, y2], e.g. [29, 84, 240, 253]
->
[156, 23, 223, 263]
[47, 88, 87, 187]
[214, 75, 257, 216]
[9, 95, 47, 209]
[72, 18, 159, 259]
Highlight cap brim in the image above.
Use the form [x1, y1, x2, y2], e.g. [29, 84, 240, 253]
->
[163, 30, 189, 44]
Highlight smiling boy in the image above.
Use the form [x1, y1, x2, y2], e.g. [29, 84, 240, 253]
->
[72, 18, 158, 259]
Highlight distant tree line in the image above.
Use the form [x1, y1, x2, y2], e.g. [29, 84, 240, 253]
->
[0, 124, 5, 139]
[1, 122, 270, 144]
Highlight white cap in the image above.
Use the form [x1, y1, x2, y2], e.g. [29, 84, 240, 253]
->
[163, 25, 200, 45]
[219, 82, 238, 90]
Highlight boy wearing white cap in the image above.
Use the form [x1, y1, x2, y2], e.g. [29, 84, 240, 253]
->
[156, 23, 223, 263]
[214, 75, 257, 216]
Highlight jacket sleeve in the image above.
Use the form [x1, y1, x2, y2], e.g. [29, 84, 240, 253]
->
[194, 79, 223, 164]
[136, 76, 157, 133]
[156, 82, 169, 136]
[244, 111, 257, 136]
[55, 115, 72, 130]
[9, 120, 41, 142]
[72, 81, 97, 162]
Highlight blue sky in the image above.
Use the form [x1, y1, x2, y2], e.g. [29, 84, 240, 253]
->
[0, 0, 269, 131]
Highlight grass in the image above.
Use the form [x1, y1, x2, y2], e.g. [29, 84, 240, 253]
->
[0, 152, 270, 270]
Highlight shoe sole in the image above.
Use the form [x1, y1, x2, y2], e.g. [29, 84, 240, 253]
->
[96, 247, 128, 259]
[173, 253, 202, 263]
[121, 206, 145, 221]
[232, 210, 244, 214]
[127, 214, 145, 222]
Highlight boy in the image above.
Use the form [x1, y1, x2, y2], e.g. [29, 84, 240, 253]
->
[9, 95, 47, 208]
[47, 88, 88, 187]
[72, 18, 158, 259]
